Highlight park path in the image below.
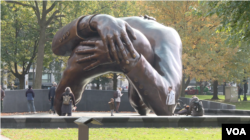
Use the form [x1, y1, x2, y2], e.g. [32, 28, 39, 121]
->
[1, 135, 11, 140]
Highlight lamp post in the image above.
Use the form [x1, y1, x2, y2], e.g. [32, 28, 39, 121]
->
[74, 117, 103, 140]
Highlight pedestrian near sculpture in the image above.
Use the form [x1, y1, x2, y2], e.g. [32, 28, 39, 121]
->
[60, 87, 76, 116]
[48, 82, 57, 114]
[188, 95, 204, 116]
[166, 86, 176, 115]
[52, 14, 182, 116]
[115, 87, 123, 113]
[25, 86, 37, 113]
[238, 85, 242, 101]
[1, 85, 5, 112]
[108, 98, 115, 116]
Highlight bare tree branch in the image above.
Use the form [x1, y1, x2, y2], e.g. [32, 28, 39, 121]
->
[6, 1, 35, 8]
[45, 38, 53, 42]
[45, 10, 59, 26]
[25, 41, 38, 74]
[34, 1, 41, 24]
[41, 1, 47, 21]
[46, 1, 58, 14]
[6, 1, 41, 25]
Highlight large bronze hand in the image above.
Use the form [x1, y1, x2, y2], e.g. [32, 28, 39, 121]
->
[90, 14, 137, 64]
[76, 40, 113, 71]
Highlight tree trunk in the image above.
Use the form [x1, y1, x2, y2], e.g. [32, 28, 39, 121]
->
[33, 62, 35, 86]
[199, 80, 202, 94]
[113, 73, 118, 90]
[96, 78, 100, 90]
[223, 82, 226, 95]
[199, 81, 207, 95]
[181, 74, 190, 97]
[243, 79, 248, 101]
[211, 80, 219, 100]
[34, 27, 46, 89]
[18, 76, 25, 89]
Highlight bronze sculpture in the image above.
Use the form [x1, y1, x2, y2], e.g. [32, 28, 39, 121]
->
[52, 14, 182, 116]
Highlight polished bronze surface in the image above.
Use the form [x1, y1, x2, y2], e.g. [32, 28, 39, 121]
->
[52, 14, 182, 116]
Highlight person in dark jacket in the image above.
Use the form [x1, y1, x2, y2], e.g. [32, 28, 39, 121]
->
[188, 95, 204, 116]
[1, 85, 5, 112]
[60, 87, 76, 116]
[108, 98, 115, 116]
[49, 82, 57, 114]
[26, 86, 37, 113]
[238, 85, 242, 101]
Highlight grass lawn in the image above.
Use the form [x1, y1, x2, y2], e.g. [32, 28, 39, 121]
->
[1, 128, 221, 140]
[185, 95, 250, 110]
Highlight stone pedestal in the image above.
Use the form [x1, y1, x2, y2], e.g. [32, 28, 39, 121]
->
[225, 86, 238, 102]
[74, 117, 103, 140]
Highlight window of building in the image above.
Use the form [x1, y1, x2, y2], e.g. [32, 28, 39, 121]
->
[42, 73, 51, 83]
[28, 72, 34, 82]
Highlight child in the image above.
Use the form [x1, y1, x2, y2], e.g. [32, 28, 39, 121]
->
[108, 98, 115, 116]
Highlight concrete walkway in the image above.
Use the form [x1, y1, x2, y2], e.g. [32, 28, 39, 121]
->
[2, 111, 157, 117]
[2, 111, 242, 117]
[1, 135, 11, 140]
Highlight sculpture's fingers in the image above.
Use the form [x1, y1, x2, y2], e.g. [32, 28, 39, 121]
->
[115, 32, 129, 64]
[75, 48, 96, 55]
[121, 29, 137, 59]
[76, 54, 97, 63]
[108, 34, 120, 64]
[125, 23, 136, 40]
[98, 29, 109, 55]
[80, 40, 96, 46]
[83, 61, 100, 71]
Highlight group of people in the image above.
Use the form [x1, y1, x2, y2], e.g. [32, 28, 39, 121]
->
[48, 83, 76, 116]
[108, 86, 177, 116]
[177, 95, 204, 116]
[2, 83, 203, 116]
[108, 87, 123, 116]
[22, 82, 76, 116]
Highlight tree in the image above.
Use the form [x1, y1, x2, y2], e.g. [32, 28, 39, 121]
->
[6, 1, 65, 89]
[135, 1, 233, 97]
[1, 3, 39, 89]
[90, 74, 112, 90]
[205, 1, 250, 45]
[2, 0, 139, 89]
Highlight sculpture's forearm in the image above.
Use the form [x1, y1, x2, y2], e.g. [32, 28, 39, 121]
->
[125, 55, 171, 115]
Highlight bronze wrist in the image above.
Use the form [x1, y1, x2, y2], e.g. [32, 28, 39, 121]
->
[88, 14, 99, 32]
[122, 54, 141, 74]
[78, 15, 98, 38]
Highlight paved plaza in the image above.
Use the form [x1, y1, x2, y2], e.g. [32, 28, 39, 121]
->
[1, 111, 247, 117]
[1, 111, 156, 117]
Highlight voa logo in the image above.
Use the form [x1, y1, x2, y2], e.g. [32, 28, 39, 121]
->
[226, 128, 246, 135]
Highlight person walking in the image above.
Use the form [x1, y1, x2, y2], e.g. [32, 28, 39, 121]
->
[48, 82, 57, 114]
[238, 85, 242, 101]
[1, 85, 5, 113]
[166, 86, 175, 115]
[115, 87, 123, 113]
[60, 87, 76, 116]
[108, 98, 115, 116]
[26, 86, 37, 113]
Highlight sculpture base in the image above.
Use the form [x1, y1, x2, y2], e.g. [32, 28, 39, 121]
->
[1, 111, 250, 128]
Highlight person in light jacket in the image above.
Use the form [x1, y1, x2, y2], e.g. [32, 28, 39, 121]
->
[1, 85, 5, 112]
[166, 86, 175, 115]
[115, 87, 123, 113]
